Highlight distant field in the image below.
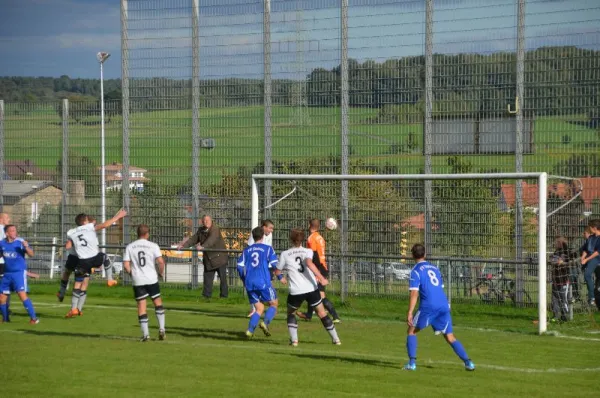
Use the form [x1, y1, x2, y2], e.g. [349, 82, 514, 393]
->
[3, 105, 597, 186]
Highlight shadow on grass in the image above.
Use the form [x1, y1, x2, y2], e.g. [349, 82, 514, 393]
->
[270, 351, 409, 369]
[16, 329, 135, 341]
[166, 326, 280, 345]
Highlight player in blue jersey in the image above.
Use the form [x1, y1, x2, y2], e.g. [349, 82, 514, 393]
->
[404, 244, 474, 371]
[237, 226, 279, 338]
[0, 225, 39, 324]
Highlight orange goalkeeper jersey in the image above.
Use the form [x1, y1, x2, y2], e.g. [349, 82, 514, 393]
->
[307, 231, 327, 271]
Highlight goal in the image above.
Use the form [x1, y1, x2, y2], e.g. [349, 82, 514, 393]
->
[251, 172, 591, 335]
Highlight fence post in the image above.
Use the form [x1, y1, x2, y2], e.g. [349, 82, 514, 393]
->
[61, 99, 69, 260]
[121, 0, 131, 285]
[340, 0, 349, 303]
[424, 0, 434, 255]
[263, 0, 273, 219]
[191, 0, 201, 289]
[50, 237, 57, 279]
[0, 100, 4, 213]
[515, 0, 526, 304]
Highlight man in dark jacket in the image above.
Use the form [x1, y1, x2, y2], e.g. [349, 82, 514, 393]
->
[177, 215, 228, 298]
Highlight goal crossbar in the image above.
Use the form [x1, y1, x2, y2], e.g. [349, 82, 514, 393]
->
[251, 172, 548, 334]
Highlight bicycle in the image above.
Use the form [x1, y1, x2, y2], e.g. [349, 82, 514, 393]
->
[475, 270, 533, 305]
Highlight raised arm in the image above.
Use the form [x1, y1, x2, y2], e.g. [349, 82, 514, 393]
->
[22, 240, 34, 257]
[95, 209, 127, 231]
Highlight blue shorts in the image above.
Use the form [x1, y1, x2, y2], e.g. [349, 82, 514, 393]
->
[1, 271, 28, 295]
[246, 287, 277, 305]
[414, 308, 453, 335]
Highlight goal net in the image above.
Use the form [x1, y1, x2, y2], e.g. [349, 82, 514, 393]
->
[251, 172, 597, 335]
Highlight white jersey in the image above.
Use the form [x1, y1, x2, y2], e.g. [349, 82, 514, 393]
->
[124, 238, 163, 286]
[248, 233, 272, 247]
[277, 247, 318, 295]
[0, 225, 5, 264]
[65, 228, 77, 257]
[67, 223, 99, 259]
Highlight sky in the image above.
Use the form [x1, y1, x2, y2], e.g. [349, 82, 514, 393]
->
[0, 0, 598, 79]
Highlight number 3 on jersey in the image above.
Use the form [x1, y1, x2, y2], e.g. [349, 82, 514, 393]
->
[295, 256, 304, 273]
[427, 270, 439, 286]
[251, 252, 260, 267]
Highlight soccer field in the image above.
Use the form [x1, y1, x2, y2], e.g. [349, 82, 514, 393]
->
[1, 284, 597, 397]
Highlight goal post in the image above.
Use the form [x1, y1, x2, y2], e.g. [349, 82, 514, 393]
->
[252, 172, 553, 334]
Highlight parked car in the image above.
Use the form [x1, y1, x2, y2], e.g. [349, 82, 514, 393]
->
[376, 262, 412, 281]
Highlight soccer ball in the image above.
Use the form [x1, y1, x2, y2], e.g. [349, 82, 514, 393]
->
[325, 217, 338, 231]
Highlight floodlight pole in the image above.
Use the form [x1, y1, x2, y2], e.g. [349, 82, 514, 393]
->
[98, 52, 110, 268]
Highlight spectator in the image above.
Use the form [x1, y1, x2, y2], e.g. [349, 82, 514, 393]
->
[549, 237, 576, 322]
[178, 215, 229, 299]
[581, 220, 600, 307]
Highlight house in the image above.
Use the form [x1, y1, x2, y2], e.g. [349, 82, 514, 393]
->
[4, 160, 57, 181]
[101, 162, 149, 192]
[1, 180, 62, 226]
[500, 178, 600, 212]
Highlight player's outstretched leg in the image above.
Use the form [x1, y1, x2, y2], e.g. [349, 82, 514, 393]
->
[287, 311, 299, 346]
[5, 294, 11, 320]
[76, 277, 90, 315]
[316, 304, 340, 344]
[57, 276, 69, 302]
[153, 296, 166, 341]
[0, 294, 9, 322]
[247, 302, 263, 338]
[137, 295, 150, 341]
[260, 299, 278, 337]
[444, 333, 475, 371]
[322, 297, 341, 323]
[103, 254, 117, 287]
[404, 331, 418, 371]
[17, 291, 39, 324]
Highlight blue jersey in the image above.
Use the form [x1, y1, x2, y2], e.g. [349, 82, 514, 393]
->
[409, 261, 448, 311]
[0, 238, 28, 273]
[237, 243, 278, 291]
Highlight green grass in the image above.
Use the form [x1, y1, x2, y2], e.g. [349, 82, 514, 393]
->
[4, 106, 598, 186]
[1, 283, 598, 397]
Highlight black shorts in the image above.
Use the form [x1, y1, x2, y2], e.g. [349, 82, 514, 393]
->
[287, 289, 323, 310]
[65, 254, 79, 272]
[133, 283, 161, 301]
[75, 253, 106, 278]
[0, 262, 4, 277]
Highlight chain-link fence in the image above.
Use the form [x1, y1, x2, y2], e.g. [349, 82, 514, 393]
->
[1, 0, 599, 299]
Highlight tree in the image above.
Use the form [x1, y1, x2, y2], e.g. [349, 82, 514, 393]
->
[552, 154, 600, 177]
[431, 156, 506, 257]
[127, 182, 188, 247]
[56, 150, 100, 196]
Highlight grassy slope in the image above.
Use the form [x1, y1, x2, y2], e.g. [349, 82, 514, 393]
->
[4, 107, 597, 186]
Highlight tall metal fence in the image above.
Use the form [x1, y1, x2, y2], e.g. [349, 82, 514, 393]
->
[1, 0, 599, 300]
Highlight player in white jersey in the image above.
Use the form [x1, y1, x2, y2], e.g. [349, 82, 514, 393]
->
[246, 219, 275, 317]
[274, 228, 341, 346]
[124, 224, 166, 342]
[64, 209, 127, 317]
